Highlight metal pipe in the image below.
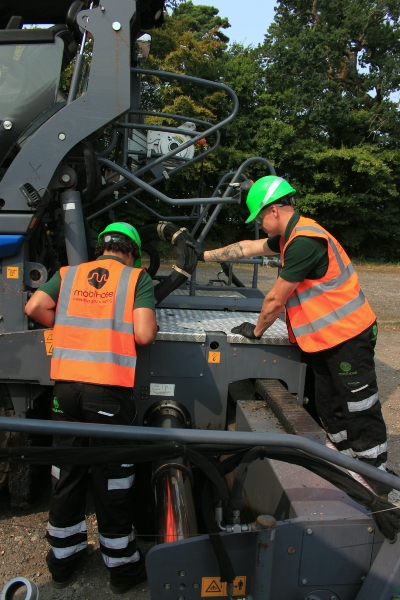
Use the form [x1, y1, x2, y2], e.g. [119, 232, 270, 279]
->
[97, 126, 119, 158]
[154, 467, 197, 543]
[252, 222, 260, 289]
[198, 157, 276, 243]
[66, 3, 93, 105]
[96, 158, 240, 207]
[89, 66, 234, 208]
[86, 131, 221, 222]
[131, 68, 239, 168]
[190, 172, 249, 239]
[150, 405, 198, 544]
[60, 190, 88, 265]
[222, 259, 263, 265]
[1, 417, 400, 491]
[116, 122, 199, 136]
[128, 110, 214, 129]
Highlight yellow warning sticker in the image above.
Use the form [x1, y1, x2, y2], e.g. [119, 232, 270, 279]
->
[208, 351, 221, 364]
[6, 266, 19, 279]
[43, 329, 53, 356]
[201, 576, 246, 597]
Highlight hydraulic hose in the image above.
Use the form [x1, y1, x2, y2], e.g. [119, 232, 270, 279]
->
[138, 222, 198, 304]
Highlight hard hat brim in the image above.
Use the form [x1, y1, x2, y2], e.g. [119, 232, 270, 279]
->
[245, 206, 263, 224]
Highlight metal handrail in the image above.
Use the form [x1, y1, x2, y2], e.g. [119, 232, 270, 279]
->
[0, 417, 399, 491]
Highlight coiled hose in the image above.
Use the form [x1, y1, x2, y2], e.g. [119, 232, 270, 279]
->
[138, 222, 198, 305]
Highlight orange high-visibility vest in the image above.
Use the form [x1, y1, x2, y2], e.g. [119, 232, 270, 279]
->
[51, 259, 142, 387]
[280, 217, 376, 352]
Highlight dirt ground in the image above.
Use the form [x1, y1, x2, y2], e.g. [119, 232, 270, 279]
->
[0, 263, 398, 599]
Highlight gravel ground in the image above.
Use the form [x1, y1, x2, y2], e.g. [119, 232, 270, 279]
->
[0, 262, 398, 598]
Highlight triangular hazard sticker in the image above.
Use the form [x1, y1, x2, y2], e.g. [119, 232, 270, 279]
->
[206, 580, 222, 593]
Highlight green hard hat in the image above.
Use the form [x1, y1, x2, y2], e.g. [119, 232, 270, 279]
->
[245, 176, 296, 223]
[98, 222, 142, 268]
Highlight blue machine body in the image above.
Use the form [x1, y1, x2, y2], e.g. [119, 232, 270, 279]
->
[0, 235, 24, 258]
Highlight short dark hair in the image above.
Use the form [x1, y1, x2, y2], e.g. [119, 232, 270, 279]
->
[94, 234, 140, 259]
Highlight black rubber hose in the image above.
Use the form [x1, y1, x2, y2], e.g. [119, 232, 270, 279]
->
[187, 448, 229, 504]
[202, 478, 237, 586]
[141, 243, 160, 279]
[219, 262, 245, 288]
[83, 142, 102, 204]
[138, 222, 198, 305]
[229, 447, 263, 511]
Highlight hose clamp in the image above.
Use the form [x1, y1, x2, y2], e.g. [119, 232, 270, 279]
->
[172, 264, 190, 278]
[171, 227, 188, 245]
[157, 221, 172, 241]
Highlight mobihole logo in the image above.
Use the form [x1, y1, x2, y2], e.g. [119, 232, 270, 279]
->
[87, 267, 109, 289]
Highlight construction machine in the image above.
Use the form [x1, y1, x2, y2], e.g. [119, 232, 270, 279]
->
[0, 2, 400, 599]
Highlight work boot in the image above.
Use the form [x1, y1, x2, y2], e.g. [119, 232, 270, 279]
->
[51, 573, 73, 589]
[110, 552, 147, 594]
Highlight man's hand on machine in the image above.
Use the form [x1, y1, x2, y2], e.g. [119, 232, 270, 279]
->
[231, 322, 262, 339]
[186, 239, 205, 261]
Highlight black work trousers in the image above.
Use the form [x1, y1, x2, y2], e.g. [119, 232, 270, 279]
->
[46, 381, 141, 586]
[310, 321, 389, 495]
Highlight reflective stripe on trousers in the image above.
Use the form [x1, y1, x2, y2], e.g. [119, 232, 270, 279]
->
[328, 430, 347, 443]
[102, 550, 140, 568]
[52, 541, 88, 559]
[108, 474, 135, 491]
[340, 442, 388, 459]
[99, 531, 135, 550]
[47, 520, 87, 539]
[347, 392, 379, 412]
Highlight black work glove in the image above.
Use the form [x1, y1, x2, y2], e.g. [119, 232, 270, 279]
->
[186, 239, 205, 261]
[231, 322, 262, 339]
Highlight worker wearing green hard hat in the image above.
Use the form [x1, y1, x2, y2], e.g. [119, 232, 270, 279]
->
[25, 219, 156, 591]
[244, 175, 296, 224]
[98, 221, 142, 268]
[186, 174, 389, 498]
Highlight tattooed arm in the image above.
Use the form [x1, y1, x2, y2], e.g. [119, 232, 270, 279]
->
[204, 238, 279, 262]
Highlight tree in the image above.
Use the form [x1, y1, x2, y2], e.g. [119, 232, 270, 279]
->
[255, 0, 400, 260]
[171, 0, 231, 43]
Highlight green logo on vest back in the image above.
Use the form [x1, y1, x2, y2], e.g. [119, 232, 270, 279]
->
[52, 397, 63, 414]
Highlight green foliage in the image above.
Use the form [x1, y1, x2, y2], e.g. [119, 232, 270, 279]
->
[253, 0, 400, 260]
[87, 0, 400, 260]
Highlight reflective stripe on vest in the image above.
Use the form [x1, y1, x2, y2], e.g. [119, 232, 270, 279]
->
[51, 348, 137, 369]
[51, 261, 141, 386]
[286, 235, 356, 308]
[281, 217, 376, 352]
[290, 291, 366, 338]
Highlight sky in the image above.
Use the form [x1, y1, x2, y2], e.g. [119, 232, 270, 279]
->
[191, 0, 277, 47]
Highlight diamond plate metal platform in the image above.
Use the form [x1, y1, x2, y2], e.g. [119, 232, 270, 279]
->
[155, 309, 291, 345]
